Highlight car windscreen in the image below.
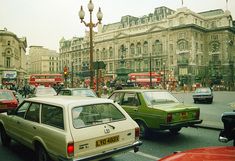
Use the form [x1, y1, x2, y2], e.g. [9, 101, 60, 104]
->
[143, 91, 179, 105]
[0, 91, 14, 101]
[72, 89, 97, 97]
[72, 103, 125, 128]
[195, 88, 211, 93]
[36, 88, 56, 96]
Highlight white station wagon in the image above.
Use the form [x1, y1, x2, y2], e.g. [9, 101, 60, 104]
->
[0, 96, 142, 161]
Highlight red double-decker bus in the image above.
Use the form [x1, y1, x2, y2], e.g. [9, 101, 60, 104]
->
[128, 72, 161, 86]
[29, 74, 63, 87]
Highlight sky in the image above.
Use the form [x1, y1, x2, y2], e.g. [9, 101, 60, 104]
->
[0, 0, 235, 53]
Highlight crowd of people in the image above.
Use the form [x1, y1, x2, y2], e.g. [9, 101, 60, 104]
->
[0, 83, 33, 98]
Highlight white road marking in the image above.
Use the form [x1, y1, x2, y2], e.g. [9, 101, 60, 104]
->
[130, 151, 161, 160]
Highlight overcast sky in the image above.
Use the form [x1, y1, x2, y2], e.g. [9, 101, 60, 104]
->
[0, 0, 234, 53]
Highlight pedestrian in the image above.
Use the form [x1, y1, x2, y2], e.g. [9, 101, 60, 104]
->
[23, 83, 30, 98]
[10, 84, 17, 92]
[115, 83, 123, 90]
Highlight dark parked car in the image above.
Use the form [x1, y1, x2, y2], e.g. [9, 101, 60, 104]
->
[57, 88, 97, 97]
[192, 87, 213, 104]
[159, 111, 235, 161]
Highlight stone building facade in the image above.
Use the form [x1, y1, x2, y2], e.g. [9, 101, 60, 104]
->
[28, 46, 60, 74]
[60, 6, 235, 89]
[0, 28, 27, 86]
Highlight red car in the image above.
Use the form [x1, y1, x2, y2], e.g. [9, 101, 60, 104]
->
[0, 89, 18, 112]
[158, 146, 235, 161]
[159, 112, 235, 161]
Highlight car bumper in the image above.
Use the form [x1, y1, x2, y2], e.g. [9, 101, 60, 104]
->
[193, 96, 213, 100]
[160, 119, 203, 129]
[58, 140, 143, 161]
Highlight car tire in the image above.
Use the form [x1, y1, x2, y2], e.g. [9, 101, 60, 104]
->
[169, 128, 181, 135]
[208, 98, 213, 104]
[35, 144, 50, 161]
[136, 121, 149, 138]
[0, 126, 11, 146]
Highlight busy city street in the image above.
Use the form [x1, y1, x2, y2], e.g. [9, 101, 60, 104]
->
[1, 0, 235, 160]
[0, 91, 234, 160]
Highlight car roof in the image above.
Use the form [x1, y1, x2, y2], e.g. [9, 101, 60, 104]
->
[113, 89, 167, 92]
[159, 146, 235, 161]
[25, 96, 113, 107]
[0, 89, 13, 92]
[61, 88, 92, 91]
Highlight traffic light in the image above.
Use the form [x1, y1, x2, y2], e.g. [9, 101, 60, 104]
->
[64, 66, 68, 78]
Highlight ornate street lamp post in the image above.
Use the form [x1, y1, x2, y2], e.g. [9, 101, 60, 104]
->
[79, 0, 103, 89]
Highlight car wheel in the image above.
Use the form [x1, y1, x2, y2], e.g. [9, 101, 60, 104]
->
[137, 121, 149, 138]
[208, 98, 213, 104]
[0, 126, 11, 146]
[169, 128, 181, 135]
[35, 144, 50, 161]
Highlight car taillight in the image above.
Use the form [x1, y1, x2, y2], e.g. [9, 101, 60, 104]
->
[195, 110, 200, 119]
[135, 127, 140, 139]
[167, 113, 172, 123]
[67, 142, 74, 157]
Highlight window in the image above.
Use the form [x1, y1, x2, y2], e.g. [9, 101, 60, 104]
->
[130, 44, 135, 56]
[109, 47, 113, 58]
[169, 44, 173, 51]
[16, 102, 31, 118]
[41, 104, 64, 130]
[25, 103, 40, 123]
[109, 92, 124, 104]
[6, 57, 11, 68]
[170, 55, 173, 65]
[109, 63, 113, 72]
[136, 43, 141, 56]
[121, 93, 140, 106]
[72, 103, 125, 128]
[196, 55, 199, 64]
[211, 21, 216, 28]
[153, 40, 162, 55]
[143, 41, 148, 55]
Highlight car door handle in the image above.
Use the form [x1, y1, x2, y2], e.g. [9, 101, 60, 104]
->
[134, 109, 138, 111]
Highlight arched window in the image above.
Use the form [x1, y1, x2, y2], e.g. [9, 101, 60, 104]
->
[136, 42, 141, 56]
[96, 49, 100, 60]
[102, 48, 106, 60]
[119, 44, 126, 59]
[109, 47, 113, 58]
[143, 41, 148, 55]
[153, 40, 162, 55]
[130, 43, 135, 56]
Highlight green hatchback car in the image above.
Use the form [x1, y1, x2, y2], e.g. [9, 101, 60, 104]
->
[109, 89, 202, 138]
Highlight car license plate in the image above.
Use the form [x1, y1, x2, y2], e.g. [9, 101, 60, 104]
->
[180, 112, 188, 120]
[96, 135, 119, 147]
